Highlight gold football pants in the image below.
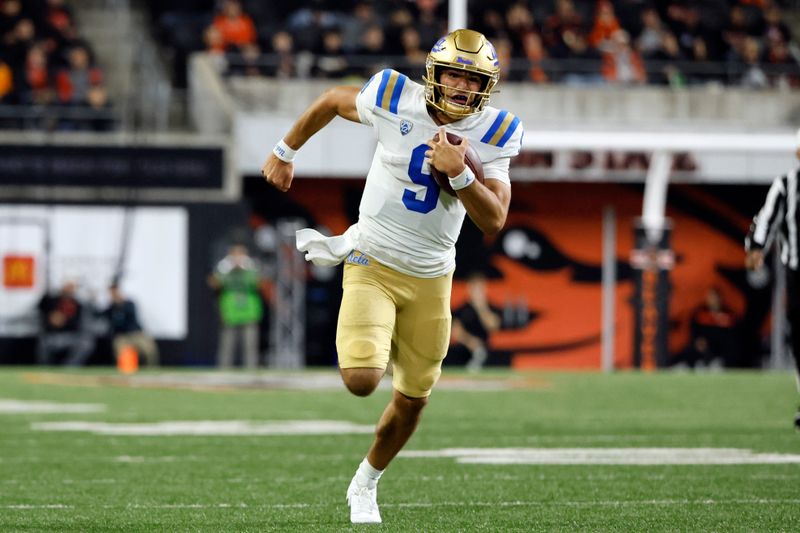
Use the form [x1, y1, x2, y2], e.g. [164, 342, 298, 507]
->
[337, 253, 453, 398]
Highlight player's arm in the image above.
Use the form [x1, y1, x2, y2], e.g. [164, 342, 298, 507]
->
[262, 85, 360, 192]
[284, 85, 361, 145]
[457, 179, 510, 236]
[426, 127, 510, 235]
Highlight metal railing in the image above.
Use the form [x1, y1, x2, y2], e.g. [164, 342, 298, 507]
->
[2, 53, 799, 134]
[221, 53, 800, 89]
[0, 104, 117, 132]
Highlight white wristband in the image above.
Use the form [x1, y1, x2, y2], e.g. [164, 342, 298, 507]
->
[448, 166, 475, 191]
[273, 139, 297, 163]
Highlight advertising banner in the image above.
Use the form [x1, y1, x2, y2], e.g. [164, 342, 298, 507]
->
[0, 206, 187, 338]
[0, 145, 224, 188]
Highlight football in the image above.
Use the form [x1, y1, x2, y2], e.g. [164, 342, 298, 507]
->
[430, 132, 485, 196]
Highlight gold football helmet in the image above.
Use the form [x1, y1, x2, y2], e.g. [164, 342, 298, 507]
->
[424, 29, 500, 118]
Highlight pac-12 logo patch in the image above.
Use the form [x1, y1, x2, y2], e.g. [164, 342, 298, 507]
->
[346, 250, 370, 266]
[400, 120, 413, 136]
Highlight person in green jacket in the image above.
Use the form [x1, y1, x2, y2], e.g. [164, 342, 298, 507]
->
[208, 244, 264, 368]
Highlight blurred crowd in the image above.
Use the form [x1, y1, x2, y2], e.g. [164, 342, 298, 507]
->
[2, 0, 798, 131]
[150, 0, 800, 88]
[0, 0, 114, 130]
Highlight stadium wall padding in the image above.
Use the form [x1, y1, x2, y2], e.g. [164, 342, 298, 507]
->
[258, 178, 773, 369]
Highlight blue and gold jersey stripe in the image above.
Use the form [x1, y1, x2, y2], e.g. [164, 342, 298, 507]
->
[480, 110, 521, 148]
[375, 70, 407, 114]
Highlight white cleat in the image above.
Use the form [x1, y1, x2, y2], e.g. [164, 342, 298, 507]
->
[346, 476, 382, 524]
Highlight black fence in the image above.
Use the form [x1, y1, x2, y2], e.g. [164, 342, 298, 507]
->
[223, 52, 800, 89]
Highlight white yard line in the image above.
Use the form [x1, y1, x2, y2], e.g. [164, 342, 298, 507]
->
[60, 479, 117, 484]
[5, 498, 800, 511]
[400, 447, 800, 465]
[386, 498, 800, 508]
[1, 504, 74, 509]
[0, 399, 105, 414]
[114, 455, 189, 463]
[32, 420, 374, 436]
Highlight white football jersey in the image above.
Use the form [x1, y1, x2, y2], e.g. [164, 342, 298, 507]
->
[353, 69, 524, 278]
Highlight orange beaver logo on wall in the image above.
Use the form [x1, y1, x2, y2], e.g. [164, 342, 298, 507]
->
[279, 180, 766, 370]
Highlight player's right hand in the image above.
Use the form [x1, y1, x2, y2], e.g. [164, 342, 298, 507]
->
[262, 153, 294, 192]
[426, 126, 467, 177]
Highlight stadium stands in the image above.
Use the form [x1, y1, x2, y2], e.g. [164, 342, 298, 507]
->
[145, 0, 800, 88]
[0, 0, 115, 130]
[3, 1, 798, 132]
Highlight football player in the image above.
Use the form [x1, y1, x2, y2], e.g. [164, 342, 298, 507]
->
[262, 29, 523, 524]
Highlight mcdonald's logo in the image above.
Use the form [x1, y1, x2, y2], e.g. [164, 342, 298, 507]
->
[3, 255, 35, 288]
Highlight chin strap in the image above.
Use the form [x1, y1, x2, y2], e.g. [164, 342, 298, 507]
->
[438, 97, 473, 118]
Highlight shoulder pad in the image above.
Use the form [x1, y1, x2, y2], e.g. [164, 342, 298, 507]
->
[372, 69, 408, 115]
[479, 110, 521, 148]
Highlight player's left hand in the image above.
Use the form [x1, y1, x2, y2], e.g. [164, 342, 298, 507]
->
[425, 126, 467, 177]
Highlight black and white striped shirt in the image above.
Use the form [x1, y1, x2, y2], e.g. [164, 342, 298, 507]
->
[746, 167, 800, 270]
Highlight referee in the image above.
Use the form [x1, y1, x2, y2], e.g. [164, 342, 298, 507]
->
[745, 129, 800, 430]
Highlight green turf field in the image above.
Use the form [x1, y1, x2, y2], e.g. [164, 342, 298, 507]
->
[1, 368, 799, 532]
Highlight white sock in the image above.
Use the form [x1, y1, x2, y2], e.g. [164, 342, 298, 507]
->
[355, 458, 383, 489]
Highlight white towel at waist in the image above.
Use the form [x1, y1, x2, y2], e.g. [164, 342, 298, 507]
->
[295, 225, 359, 267]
